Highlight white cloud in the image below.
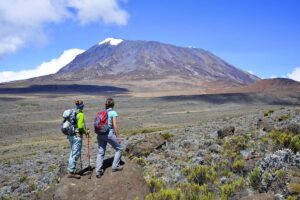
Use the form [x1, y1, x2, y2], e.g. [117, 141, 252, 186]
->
[0, 48, 85, 83]
[0, 0, 129, 57]
[288, 68, 300, 82]
[0, 0, 69, 57]
[68, 0, 129, 25]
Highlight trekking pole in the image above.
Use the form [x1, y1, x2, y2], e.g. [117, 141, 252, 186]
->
[87, 128, 91, 167]
[87, 128, 93, 179]
[80, 153, 83, 171]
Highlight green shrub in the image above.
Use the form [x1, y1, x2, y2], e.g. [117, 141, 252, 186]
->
[180, 183, 210, 199]
[288, 183, 300, 194]
[262, 172, 270, 183]
[232, 159, 245, 173]
[133, 157, 149, 167]
[275, 170, 287, 181]
[29, 181, 37, 191]
[291, 135, 300, 153]
[286, 196, 297, 200]
[147, 178, 165, 193]
[269, 130, 292, 148]
[161, 133, 174, 140]
[249, 167, 261, 189]
[220, 184, 234, 200]
[20, 175, 28, 183]
[220, 178, 244, 200]
[264, 110, 274, 117]
[146, 189, 182, 200]
[278, 115, 289, 121]
[222, 135, 249, 164]
[183, 165, 217, 185]
[48, 164, 58, 172]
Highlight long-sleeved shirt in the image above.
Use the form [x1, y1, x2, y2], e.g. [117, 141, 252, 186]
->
[76, 109, 86, 135]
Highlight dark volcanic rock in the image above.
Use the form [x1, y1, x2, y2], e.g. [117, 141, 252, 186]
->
[217, 126, 235, 139]
[257, 118, 275, 132]
[125, 132, 166, 157]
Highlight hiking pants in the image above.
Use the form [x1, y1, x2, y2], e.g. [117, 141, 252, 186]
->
[96, 130, 122, 173]
[67, 135, 82, 173]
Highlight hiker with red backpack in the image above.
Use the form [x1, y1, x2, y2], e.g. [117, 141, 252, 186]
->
[62, 100, 88, 179]
[95, 98, 123, 178]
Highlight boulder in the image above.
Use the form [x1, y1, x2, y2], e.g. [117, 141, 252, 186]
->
[257, 118, 275, 132]
[217, 126, 235, 139]
[125, 132, 166, 157]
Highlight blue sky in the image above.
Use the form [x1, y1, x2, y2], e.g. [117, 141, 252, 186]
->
[0, 0, 300, 82]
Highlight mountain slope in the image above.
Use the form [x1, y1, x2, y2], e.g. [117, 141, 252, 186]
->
[229, 78, 300, 93]
[54, 38, 259, 85]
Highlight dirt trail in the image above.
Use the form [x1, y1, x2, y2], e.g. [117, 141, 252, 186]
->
[41, 158, 149, 200]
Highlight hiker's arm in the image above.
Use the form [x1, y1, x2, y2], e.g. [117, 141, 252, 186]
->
[112, 117, 120, 137]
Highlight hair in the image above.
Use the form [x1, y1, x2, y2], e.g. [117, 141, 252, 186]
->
[105, 98, 115, 109]
[75, 99, 84, 110]
[75, 100, 83, 106]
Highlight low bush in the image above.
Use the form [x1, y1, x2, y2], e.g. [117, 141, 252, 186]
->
[183, 165, 217, 185]
[146, 189, 182, 200]
[249, 167, 261, 189]
[291, 135, 300, 153]
[133, 157, 148, 167]
[147, 178, 165, 193]
[161, 133, 174, 140]
[179, 183, 212, 199]
[220, 178, 244, 200]
[269, 130, 300, 153]
[264, 110, 274, 117]
[232, 159, 245, 173]
[278, 115, 289, 122]
[269, 130, 292, 148]
[288, 183, 300, 194]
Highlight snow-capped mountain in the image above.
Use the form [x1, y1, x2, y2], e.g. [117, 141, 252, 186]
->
[55, 38, 259, 85]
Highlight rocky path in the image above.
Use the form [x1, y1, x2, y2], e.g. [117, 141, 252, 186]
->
[40, 157, 149, 200]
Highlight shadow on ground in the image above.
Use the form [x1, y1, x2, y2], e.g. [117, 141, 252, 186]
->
[159, 92, 300, 105]
[0, 84, 129, 94]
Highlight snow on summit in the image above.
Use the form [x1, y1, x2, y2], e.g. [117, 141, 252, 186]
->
[98, 38, 123, 46]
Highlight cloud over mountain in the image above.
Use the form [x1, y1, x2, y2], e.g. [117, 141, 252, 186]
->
[0, 0, 129, 57]
[288, 67, 300, 82]
[0, 48, 84, 83]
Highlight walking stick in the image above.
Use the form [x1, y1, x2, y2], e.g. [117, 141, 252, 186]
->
[87, 128, 93, 179]
[77, 128, 93, 177]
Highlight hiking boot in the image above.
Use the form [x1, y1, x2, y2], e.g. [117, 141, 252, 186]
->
[68, 172, 81, 179]
[112, 166, 123, 172]
[96, 169, 104, 178]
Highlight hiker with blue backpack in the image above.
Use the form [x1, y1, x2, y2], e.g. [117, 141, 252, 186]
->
[95, 98, 123, 178]
[62, 100, 88, 179]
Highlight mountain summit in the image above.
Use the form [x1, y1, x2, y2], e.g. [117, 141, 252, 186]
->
[54, 39, 259, 85]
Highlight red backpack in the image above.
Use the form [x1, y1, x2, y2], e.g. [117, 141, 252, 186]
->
[94, 110, 110, 133]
